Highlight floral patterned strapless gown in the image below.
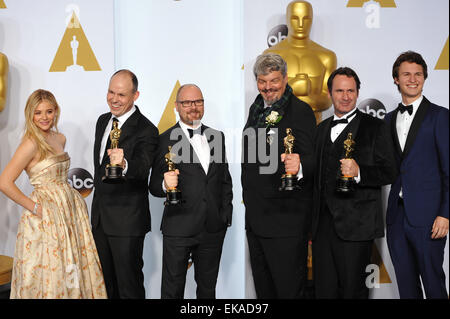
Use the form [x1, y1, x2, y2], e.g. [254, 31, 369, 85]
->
[10, 152, 107, 298]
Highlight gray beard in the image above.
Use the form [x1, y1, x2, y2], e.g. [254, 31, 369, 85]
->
[263, 97, 280, 106]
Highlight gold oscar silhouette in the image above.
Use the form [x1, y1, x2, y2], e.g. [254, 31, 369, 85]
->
[50, 11, 101, 72]
[0, 52, 8, 112]
[264, 0, 337, 123]
[158, 80, 180, 134]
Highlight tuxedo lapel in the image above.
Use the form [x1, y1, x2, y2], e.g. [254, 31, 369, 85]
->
[189, 141, 206, 175]
[117, 106, 141, 145]
[332, 111, 361, 156]
[316, 117, 333, 190]
[173, 123, 206, 176]
[402, 97, 431, 160]
[205, 126, 219, 178]
[390, 110, 403, 158]
[95, 113, 112, 167]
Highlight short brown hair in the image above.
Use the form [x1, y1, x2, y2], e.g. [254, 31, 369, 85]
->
[392, 51, 428, 90]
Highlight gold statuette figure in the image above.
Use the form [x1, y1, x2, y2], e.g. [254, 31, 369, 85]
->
[102, 120, 125, 183]
[164, 146, 182, 205]
[264, 1, 337, 123]
[109, 120, 120, 149]
[279, 128, 301, 191]
[336, 132, 356, 194]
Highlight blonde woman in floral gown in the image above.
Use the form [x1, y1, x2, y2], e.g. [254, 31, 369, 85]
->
[0, 89, 106, 298]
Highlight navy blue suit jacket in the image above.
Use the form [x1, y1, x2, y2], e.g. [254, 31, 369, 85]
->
[385, 96, 449, 227]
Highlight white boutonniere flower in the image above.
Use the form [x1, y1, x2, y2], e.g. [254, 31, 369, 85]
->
[265, 111, 282, 128]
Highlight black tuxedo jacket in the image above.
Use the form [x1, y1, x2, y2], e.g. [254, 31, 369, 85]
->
[91, 106, 159, 236]
[312, 110, 398, 241]
[241, 93, 316, 238]
[149, 123, 233, 237]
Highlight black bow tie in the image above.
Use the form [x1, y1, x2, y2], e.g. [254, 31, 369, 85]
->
[187, 125, 204, 138]
[398, 103, 413, 115]
[331, 118, 348, 127]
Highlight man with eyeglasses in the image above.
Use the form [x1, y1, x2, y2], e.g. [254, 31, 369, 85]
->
[149, 84, 233, 299]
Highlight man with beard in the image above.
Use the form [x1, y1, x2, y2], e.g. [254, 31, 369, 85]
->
[242, 53, 316, 298]
[149, 84, 233, 298]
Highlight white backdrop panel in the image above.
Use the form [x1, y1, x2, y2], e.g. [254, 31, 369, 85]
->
[0, 0, 114, 269]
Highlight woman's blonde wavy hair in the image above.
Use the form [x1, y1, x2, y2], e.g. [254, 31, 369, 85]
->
[23, 89, 60, 160]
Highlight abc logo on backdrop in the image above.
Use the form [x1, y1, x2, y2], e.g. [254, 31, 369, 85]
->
[68, 168, 94, 198]
[358, 99, 386, 119]
[267, 25, 288, 47]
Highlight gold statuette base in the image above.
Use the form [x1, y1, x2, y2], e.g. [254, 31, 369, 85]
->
[102, 164, 126, 184]
[165, 188, 182, 206]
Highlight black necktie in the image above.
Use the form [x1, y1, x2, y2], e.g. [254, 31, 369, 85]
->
[398, 103, 413, 115]
[104, 118, 119, 159]
[331, 118, 348, 127]
[187, 125, 204, 138]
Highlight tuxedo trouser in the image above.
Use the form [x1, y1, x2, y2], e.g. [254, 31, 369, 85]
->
[92, 218, 145, 299]
[161, 229, 226, 299]
[313, 204, 373, 299]
[246, 230, 308, 299]
[387, 198, 448, 299]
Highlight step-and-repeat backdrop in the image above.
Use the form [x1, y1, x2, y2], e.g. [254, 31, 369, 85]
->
[243, 0, 449, 299]
[0, 0, 448, 299]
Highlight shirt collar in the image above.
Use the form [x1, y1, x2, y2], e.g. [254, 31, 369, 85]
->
[332, 107, 358, 121]
[401, 95, 423, 117]
[178, 120, 203, 138]
[112, 105, 136, 126]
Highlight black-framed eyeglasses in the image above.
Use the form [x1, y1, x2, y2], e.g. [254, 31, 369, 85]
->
[177, 99, 204, 108]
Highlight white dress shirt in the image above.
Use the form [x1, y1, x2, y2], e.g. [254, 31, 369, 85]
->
[179, 120, 211, 174]
[396, 95, 422, 151]
[162, 121, 210, 192]
[330, 107, 360, 183]
[99, 105, 136, 174]
[396, 95, 423, 197]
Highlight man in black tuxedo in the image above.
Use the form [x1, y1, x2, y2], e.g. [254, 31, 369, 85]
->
[312, 67, 397, 298]
[242, 53, 316, 298]
[149, 84, 233, 299]
[91, 69, 159, 298]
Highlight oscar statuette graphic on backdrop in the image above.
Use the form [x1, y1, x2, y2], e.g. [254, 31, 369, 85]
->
[50, 10, 101, 72]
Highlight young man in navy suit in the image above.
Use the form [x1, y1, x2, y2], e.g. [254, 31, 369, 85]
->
[385, 51, 449, 299]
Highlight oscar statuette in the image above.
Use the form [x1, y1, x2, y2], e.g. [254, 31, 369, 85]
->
[164, 146, 182, 205]
[336, 132, 356, 194]
[102, 120, 126, 184]
[279, 128, 301, 191]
